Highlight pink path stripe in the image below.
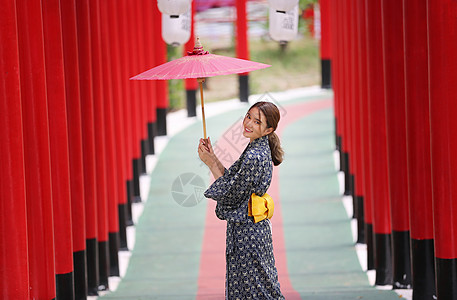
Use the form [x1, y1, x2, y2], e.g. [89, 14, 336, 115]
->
[197, 99, 333, 299]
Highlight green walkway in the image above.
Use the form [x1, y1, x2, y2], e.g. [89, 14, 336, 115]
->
[101, 91, 399, 299]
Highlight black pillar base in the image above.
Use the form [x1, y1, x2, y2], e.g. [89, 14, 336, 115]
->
[356, 196, 365, 244]
[366, 223, 375, 270]
[140, 139, 148, 174]
[98, 240, 109, 291]
[118, 203, 129, 251]
[56, 271, 75, 300]
[147, 122, 157, 155]
[411, 238, 436, 300]
[343, 152, 352, 196]
[239, 74, 249, 103]
[435, 257, 457, 299]
[132, 158, 141, 203]
[186, 89, 197, 117]
[109, 232, 120, 276]
[157, 108, 167, 136]
[321, 58, 332, 89]
[392, 230, 412, 289]
[86, 238, 99, 296]
[73, 250, 87, 300]
[351, 173, 356, 218]
[126, 180, 134, 226]
[374, 233, 393, 286]
[338, 136, 343, 170]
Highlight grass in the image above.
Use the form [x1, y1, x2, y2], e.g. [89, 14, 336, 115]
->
[168, 34, 320, 110]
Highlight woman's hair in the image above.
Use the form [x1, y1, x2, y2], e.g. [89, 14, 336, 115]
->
[250, 101, 284, 166]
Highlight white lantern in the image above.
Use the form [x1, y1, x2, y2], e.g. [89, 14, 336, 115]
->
[162, 10, 191, 46]
[269, 5, 299, 43]
[157, 0, 192, 18]
[268, 0, 299, 13]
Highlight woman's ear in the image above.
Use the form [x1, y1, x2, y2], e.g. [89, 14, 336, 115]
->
[264, 127, 274, 136]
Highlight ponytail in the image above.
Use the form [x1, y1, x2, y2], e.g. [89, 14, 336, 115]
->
[268, 132, 284, 166]
[249, 101, 284, 166]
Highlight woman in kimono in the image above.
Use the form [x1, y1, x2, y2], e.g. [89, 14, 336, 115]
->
[198, 101, 285, 299]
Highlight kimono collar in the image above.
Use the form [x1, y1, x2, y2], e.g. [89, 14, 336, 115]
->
[250, 135, 269, 148]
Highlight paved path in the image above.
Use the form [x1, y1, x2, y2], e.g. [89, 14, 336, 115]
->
[101, 91, 400, 299]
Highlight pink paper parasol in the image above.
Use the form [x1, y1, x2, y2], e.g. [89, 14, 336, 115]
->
[130, 38, 271, 139]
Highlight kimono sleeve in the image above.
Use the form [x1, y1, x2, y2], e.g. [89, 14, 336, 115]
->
[204, 150, 270, 206]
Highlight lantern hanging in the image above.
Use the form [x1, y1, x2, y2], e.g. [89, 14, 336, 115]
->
[269, 5, 299, 44]
[162, 10, 191, 46]
[157, 0, 191, 18]
[268, 0, 299, 14]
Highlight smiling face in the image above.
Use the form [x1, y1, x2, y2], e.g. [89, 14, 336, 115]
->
[242, 107, 273, 142]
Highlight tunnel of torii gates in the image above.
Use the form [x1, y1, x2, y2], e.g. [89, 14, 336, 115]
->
[1, 0, 457, 299]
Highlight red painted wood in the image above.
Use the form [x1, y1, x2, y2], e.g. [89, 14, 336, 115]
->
[320, 0, 331, 59]
[107, 0, 126, 213]
[366, 0, 391, 234]
[60, 0, 87, 253]
[142, 0, 158, 122]
[357, 0, 372, 225]
[16, 0, 56, 297]
[42, 0, 74, 274]
[236, 0, 249, 76]
[99, 0, 120, 236]
[117, 0, 134, 182]
[153, 0, 169, 109]
[0, 1, 29, 297]
[126, 0, 141, 158]
[184, 0, 198, 91]
[76, 0, 98, 241]
[403, 0, 433, 241]
[381, 0, 410, 232]
[427, 0, 457, 259]
[89, 0, 109, 244]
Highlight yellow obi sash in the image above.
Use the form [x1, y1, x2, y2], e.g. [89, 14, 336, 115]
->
[248, 193, 274, 223]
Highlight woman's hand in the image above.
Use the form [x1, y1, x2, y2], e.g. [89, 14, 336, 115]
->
[198, 137, 226, 179]
[198, 137, 215, 167]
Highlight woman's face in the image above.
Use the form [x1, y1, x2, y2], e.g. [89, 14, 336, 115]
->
[242, 107, 273, 142]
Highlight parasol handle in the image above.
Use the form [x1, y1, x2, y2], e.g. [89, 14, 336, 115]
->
[198, 78, 207, 139]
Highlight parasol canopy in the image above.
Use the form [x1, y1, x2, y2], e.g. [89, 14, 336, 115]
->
[130, 38, 271, 138]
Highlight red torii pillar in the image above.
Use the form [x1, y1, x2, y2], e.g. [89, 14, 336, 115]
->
[75, 0, 100, 295]
[113, 0, 132, 250]
[349, 0, 365, 244]
[60, 0, 88, 297]
[153, 0, 169, 136]
[366, 0, 392, 286]
[89, 0, 110, 290]
[118, 0, 135, 227]
[319, 0, 331, 89]
[0, 1, 29, 298]
[142, 0, 158, 153]
[381, 0, 411, 289]
[99, 0, 121, 280]
[16, 0, 56, 298]
[357, 0, 375, 270]
[106, 0, 124, 275]
[126, 0, 144, 205]
[329, 0, 340, 157]
[236, 0, 249, 102]
[403, 0, 436, 298]
[134, 0, 150, 174]
[184, 0, 198, 117]
[427, 0, 457, 298]
[42, 0, 75, 297]
[341, 0, 354, 199]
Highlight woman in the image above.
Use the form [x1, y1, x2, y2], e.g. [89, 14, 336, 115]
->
[198, 101, 285, 299]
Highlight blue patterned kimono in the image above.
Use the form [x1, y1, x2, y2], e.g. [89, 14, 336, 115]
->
[204, 135, 284, 300]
